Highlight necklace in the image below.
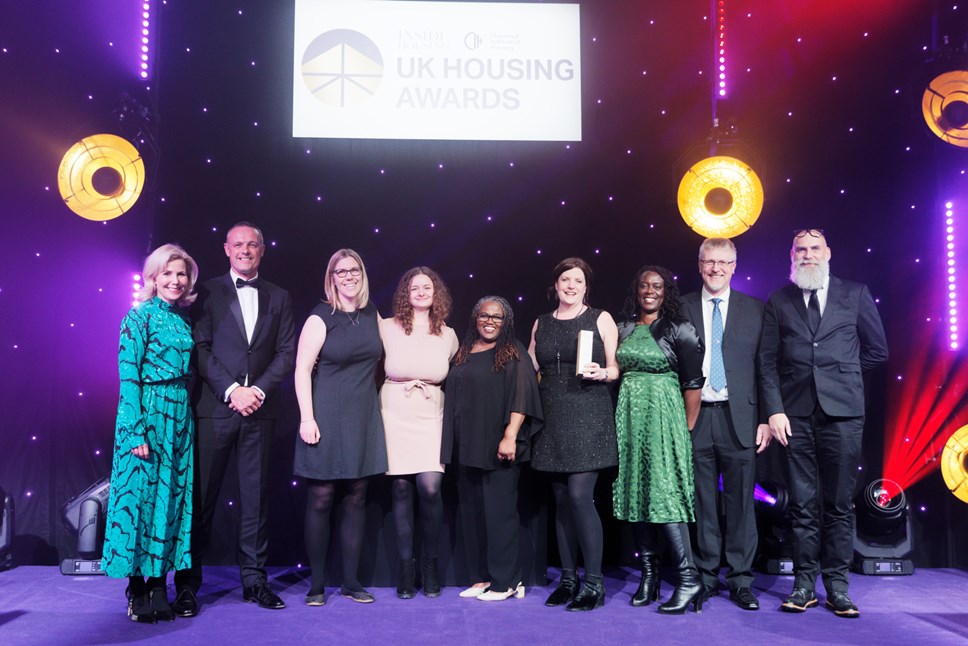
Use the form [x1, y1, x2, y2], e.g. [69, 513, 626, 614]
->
[552, 305, 586, 374]
[344, 309, 361, 326]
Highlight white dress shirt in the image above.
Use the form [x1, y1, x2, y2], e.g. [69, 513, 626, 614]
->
[700, 286, 730, 402]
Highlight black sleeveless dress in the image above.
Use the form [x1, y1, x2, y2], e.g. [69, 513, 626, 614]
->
[530, 307, 618, 473]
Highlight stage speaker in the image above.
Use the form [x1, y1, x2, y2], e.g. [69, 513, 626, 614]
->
[60, 478, 110, 576]
[0, 485, 13, 570]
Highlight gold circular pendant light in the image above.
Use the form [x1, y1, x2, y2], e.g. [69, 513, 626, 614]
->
[677, 155, 763, 238]
[57, 134, 145, 221]
[922, 70, 968, 148]
[941, 424, 968, 504]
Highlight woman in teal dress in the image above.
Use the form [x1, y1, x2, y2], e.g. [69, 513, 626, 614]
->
[102, 244, 198, 624]
[613, 265, 705, 614]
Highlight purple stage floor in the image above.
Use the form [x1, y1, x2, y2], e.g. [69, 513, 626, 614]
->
[1, 566, 967, 645]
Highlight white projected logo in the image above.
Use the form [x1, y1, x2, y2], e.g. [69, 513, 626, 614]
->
[301, 29, 384, 107]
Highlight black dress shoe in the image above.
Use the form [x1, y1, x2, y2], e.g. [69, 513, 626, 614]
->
[729, 587, 759, 611]
[825, 591, 860, 618]
[340, 585, 375, 603]
[172, 586, 198, 617]
[780, 588, 817, 612]
[243, 582, 286, 609]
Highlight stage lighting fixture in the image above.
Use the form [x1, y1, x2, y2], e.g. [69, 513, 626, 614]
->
[60, 477, 110, 576]
[753, 481, 794, 575]
[677, 155, 764, 238]
[922, 70, 968, 148]
[57, 134, 145, 221]
[941, 424, 968, 504]
[0, 485, 13, 570]
[852, 478, 914, 575]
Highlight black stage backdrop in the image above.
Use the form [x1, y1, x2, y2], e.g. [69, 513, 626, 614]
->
[1, 1, 966, 578]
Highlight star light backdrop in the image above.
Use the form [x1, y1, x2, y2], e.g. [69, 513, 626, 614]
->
[1, 0, 966, 569]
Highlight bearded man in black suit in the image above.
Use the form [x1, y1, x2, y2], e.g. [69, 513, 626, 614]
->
[758, 229, 887, 618]
[173, 222, 295, 614]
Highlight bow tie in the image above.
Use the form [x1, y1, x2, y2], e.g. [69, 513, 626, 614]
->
[236, 277, 260, 289]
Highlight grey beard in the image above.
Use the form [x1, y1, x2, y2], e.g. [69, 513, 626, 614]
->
[790, 259, 828, 291]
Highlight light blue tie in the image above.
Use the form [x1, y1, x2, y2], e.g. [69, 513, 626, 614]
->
[710, 298, 726, 392]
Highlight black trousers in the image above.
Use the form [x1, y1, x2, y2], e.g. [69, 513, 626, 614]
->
[457, 464, 522, 592]
[787, 407, 864, 594]
[691, 404, 757, 591]
[175, 413, 275, 590]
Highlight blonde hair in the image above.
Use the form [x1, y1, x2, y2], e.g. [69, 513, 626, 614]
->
[323, 248, 370, 312]
[138, 243, 199, 306]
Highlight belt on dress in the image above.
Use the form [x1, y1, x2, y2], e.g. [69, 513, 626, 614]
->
[385, 378, 441, 399]
[700, 400, 729, 408]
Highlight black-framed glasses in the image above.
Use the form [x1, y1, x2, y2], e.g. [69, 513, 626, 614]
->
[793, 228, 825, 239]
[699, 259, 735, 269]
[477, 313, 505, 323]
[331, 267, 362, 278]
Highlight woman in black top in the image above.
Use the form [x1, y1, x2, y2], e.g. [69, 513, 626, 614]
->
[442, 296, 542, 601]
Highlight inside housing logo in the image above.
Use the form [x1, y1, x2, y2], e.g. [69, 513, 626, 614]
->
[301, 29, 384, 107]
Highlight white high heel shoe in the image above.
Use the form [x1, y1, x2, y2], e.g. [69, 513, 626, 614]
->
[477, 583, 525, 602]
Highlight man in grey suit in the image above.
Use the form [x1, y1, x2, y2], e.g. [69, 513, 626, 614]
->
[759, 229, 887, 618]
[682, 238, 770, 611]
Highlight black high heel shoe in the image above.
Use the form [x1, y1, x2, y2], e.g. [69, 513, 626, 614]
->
[565, 574, 605, 612]
[127, 587, 156, 624]
[630, 555, 660, 607]
[545, 568, 579, 607]
[150, 588, 176, 622]
[656, 523, 703, 615]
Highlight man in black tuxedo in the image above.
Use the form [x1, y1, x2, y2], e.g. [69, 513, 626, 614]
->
[174, 222, 295, 614]
[682, 238, 769, 611]
[758, 229, 887, 618]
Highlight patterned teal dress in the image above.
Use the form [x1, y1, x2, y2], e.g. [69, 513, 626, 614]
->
[102, 297, 194, 578]
[612, 324, 695, 523]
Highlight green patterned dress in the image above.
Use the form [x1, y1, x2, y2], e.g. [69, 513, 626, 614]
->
[612, 324, 695, 523]
[102, 297, 194, 578]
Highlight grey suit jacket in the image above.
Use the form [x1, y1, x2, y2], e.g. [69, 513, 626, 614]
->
[682, 288, 765, 448]
[758, 275, 888, 418]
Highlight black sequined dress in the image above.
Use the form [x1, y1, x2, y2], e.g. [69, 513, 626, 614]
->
[530, 307, 618, 473]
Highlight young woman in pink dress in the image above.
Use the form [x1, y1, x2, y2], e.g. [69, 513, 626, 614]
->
[379, 267, 458, 598]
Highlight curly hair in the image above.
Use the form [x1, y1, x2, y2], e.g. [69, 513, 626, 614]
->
[453, 296, 520, 372]
[392, 266, 452, 336]
[622, 265, 684, 322]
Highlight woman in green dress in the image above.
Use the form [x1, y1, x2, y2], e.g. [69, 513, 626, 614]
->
[102, 244, 198, 623]
[613, 265, 704, 614]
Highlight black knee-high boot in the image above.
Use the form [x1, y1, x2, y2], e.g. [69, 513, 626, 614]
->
[657, 523, 703, 614]
[631, 522, 660, 607]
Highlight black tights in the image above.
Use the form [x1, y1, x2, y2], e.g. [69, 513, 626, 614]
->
[304, 478, 369, 594]
[391, 472, 443, 560]
[550, 471, 603, 577]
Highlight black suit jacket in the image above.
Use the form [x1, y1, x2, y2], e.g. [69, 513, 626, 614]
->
[682, 288, 764, 449]
[192, 273, 295, 419]
[758, 275, 887, 418]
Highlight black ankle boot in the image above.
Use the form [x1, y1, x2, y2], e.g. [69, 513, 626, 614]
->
[566, 573, 605, 611]
[631, 555, 660, 607]
[657, 523, 703, 615]
[421, 557, 441, 598]
[544, 568, 579, 607]
[397, 559, 416, 599]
